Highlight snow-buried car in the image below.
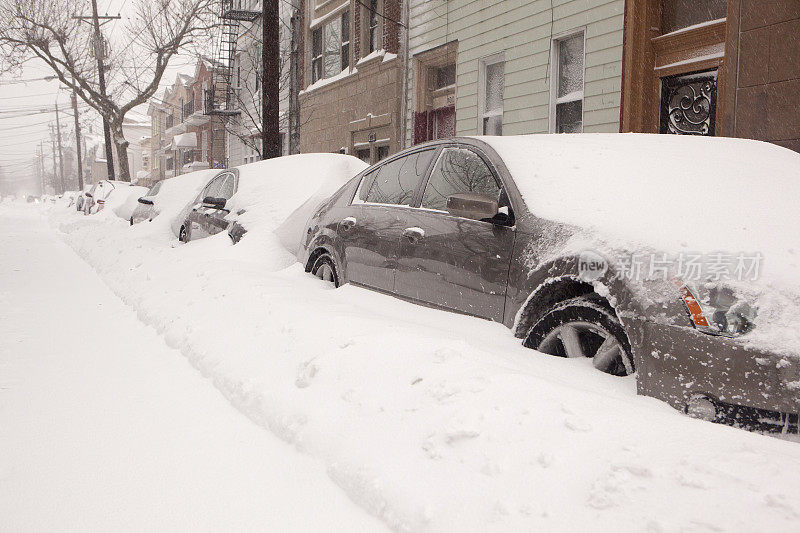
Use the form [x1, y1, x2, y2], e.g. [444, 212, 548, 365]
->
[301, 133, 800, 434]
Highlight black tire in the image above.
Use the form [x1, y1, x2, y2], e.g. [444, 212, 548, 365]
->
[523, 296, 634, 376]
[179, 225, 188, 243]
[310, 253, 340, 287]
[129, 216, 134, 226]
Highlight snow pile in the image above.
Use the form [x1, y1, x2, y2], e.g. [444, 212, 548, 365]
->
[226, 154, 366, 264]
[47, 167, 800, 531]
[112, 185, 149, 221]
[148, 169, 220, 237]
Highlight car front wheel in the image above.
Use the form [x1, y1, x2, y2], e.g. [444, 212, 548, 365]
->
[523, 296, 634, 376]
[310, 253, 339, 287]
[179, 225, 188, 243]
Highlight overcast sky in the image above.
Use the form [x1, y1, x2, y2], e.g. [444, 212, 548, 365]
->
[0, 0, 199, 193]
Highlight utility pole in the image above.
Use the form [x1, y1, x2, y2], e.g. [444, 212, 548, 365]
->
[54, 103, 66, 193]
[71, 90, 84, 190]
[39, 141, 45, 195]
[49, 131, 58, 195]
[289, 9, 300, 155]
[79, 0, 119, 180]
[261, 0, 281, 159]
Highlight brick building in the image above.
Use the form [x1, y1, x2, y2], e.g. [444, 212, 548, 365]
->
[620, 0, 800, 152]
[147, 59, 227, 183]
[299, 0, 404, 164]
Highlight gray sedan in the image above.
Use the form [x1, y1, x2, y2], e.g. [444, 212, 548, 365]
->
[300, 136, 799, 435]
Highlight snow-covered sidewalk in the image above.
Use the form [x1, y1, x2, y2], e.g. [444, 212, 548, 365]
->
[0, 205, 382, 531]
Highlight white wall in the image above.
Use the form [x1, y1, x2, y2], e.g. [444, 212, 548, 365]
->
[404, 0, 624, 146]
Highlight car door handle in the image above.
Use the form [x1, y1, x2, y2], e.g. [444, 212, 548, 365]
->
[340, 216, 357, 230]
[403, 227, 425, 243]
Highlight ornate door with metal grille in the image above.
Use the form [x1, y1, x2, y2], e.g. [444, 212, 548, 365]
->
[659, 69, 718, 136]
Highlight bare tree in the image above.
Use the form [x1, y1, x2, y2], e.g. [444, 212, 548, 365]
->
[0, 0, 216, 181]
[222, 35, 289, 160]
[220, 11, 310, 161]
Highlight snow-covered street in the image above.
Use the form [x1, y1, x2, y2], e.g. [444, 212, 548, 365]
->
[0, 204, 381, 531]
[3, 197, 800, 532]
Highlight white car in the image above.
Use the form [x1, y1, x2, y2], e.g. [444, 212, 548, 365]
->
[83, 180, 131, 215]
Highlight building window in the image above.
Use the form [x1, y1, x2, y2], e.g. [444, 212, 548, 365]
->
[312, 28, 323, 82]
[551, 32, 584, 133]
[412, 42, 458, 145]
[368, 0, 379, 53]
[166, 114, 174, 129]
[376, 145, 389, 162]
[311, 11, 349, 83]
[660, 69, 718, 135]
[661, 0, 727, 34]
[356, 148, 371, 163]
[480, 55, 504, 135]
[341, 11, 350, 70]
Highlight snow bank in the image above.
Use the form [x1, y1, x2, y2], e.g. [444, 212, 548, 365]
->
[226, 154, 367, 265]
[150, 169, 220, 237]
[112, 185, 149, 221]
[46, 167, 800, 532]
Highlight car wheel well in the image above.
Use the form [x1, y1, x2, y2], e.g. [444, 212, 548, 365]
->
[515, 277, 610, 338]
[305, 247, 331, 273]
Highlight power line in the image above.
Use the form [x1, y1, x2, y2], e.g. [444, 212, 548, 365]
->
[0, 92, 64, 101]
[0, 75, 58, 85]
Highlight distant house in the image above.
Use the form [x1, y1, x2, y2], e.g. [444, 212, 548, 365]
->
[119, 113, 150, 183]
[146, 60, 227, 183]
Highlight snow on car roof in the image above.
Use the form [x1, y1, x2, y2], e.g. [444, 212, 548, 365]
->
[479, 133, 800, 286]
[230, 153, 368, 230]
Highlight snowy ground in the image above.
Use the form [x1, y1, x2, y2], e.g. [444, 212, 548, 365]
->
[0, 204, 381, 531]
[4, 199, 800, 531]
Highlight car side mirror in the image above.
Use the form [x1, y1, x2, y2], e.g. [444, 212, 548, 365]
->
[202, 196, 226, 209]
[446, 193, 498, 221]
[137, 197, 154, 205]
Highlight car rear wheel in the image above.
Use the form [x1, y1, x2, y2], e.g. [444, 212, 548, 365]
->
[523, 296, 634, 376]
[310, 253, 339, 287]
[129, 216, 134, 226]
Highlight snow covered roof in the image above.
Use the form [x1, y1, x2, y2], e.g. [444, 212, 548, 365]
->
[171, 132, 197, 149]
[183, 160, 209, 171]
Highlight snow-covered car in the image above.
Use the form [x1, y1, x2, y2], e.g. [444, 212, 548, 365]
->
[83, 180, 130, 215]
[74, 184, 93, 211]
[112, 185, 149, 223]
[179, 155, 367, 244]
[301, 134, 800, 434]
[130, 181, 164, 224]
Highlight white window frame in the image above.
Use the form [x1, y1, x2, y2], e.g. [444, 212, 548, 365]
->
[478, 52, 505, 135]
[310, 8, 349, 83]
[549, 29, 586, 134]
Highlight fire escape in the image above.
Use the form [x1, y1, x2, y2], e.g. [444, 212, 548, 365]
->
[204, 0, 261, 116]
